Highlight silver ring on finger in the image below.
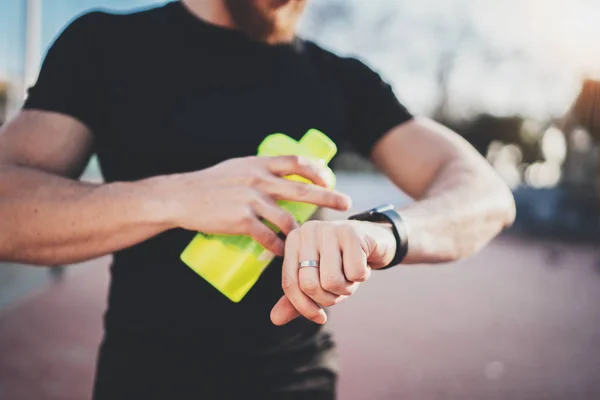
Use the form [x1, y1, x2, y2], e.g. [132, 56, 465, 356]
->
[298, 260, 320, 268]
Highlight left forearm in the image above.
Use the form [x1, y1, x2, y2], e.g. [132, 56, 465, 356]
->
[398, 159, 515, 264]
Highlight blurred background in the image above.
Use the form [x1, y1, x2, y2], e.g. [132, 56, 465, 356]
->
[0, 0, 599, 399]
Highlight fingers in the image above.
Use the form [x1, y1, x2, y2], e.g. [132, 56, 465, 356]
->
[318, 224, 358, 296]
[247, 219, 285, 256]
[276, 221, 372, 326]
[298, 223, 341, 306]
[268, 179, 351, 211]
[264, 156, 351, 211]
[338, 225, 372, 283]
[281, 230, 328, 325]
[266, 155, 332, 188]
[270, 295, 300, 326]
[252, 195, 299, 236]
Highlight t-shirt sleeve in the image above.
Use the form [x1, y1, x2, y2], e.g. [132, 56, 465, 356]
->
[337, 57, 414, 158]
[23, 12, 106, 135]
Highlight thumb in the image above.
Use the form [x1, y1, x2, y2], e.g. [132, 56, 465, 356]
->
[270, 295, 301, 326]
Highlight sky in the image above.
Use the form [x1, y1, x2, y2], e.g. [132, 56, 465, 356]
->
[301, 0, 600, 120]
[1, 0, 599, 121]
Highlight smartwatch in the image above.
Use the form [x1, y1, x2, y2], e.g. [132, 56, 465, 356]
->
[348, 204, 408, 269]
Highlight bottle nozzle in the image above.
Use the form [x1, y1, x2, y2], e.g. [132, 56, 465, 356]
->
[299, 129, 337, 164]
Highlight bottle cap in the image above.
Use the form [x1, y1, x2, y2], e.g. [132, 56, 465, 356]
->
[299, 129, 337, 164]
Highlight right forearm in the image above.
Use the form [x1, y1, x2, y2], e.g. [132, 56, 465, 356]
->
[0, 166, 174, 265]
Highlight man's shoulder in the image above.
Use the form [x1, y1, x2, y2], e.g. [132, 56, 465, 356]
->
[301, 40, 351, 65]
[301, 40, 380, 81]
[64, 3, 173, 38]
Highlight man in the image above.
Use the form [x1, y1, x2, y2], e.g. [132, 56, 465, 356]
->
[0, 0, 515, 398]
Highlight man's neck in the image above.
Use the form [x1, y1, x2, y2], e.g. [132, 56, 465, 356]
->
[179, 0, 299, 45]
[181, 0, 237, 31]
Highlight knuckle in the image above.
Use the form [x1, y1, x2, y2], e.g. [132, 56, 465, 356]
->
[321, 275, 345, 293]
[301, 220, 321, 231]
[316, 190, 333, 205]
[284, 230, 300, 251]
[286, 228, 300, 243]
[320, 297, 337, 307]
[242, 187, 259, 201]
[246, 171, 264, 187]
[259, 231, 278, 247]
[320, 221, 336, 235]
[299, 279, 320, 295]
[281, 213, 297, 233]
[247, 192, 261, 208]
[238, 208, 255, 227]
[339, 223, 358, 238]
[283, 229, 299, 254]
[264, 175, 280, 187]
[286, 155, 302, 168]
[330, 193, 347, 209]
[347, 268, 369, 282]
[222, 158, 237, 167]
[281, 276, 295, 291]
[257, 176, 279, 196]
[294, 182, 312, 199]
[235, 156, 254, 169]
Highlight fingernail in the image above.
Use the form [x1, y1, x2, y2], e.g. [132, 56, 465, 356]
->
[340, 194, 352, 210]
[315, 311, 327, 324]
[321, 173, 332, 186]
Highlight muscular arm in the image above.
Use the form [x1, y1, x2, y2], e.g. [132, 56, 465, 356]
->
[371, 117, 516, 264]
[0, 111, 350, 267]
[0, 111, 171, 266]
[271, 117, 516, 325]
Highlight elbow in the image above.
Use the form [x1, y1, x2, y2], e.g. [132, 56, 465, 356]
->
[478, 166, 517, 231]
[0, 236, 20, 264]
[450, 183, 516, 262]
[495, 181, 517, 229]
[504, 195, 517, 228]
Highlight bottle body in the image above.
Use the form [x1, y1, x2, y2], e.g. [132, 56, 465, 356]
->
[180, 129, 337, 302]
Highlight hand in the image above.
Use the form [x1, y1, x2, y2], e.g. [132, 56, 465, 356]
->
[270, 220, 397, 325]
[158, 156, 352, 256]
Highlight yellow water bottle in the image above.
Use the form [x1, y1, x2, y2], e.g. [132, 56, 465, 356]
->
[180, 129, 337, 302]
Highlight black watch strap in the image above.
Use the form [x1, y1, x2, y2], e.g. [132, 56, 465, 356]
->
[348, 204, 408, 269]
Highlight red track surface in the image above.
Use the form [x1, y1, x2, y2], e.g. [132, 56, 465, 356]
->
[1, 237, 600, 400]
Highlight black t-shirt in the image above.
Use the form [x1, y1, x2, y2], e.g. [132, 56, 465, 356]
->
[24, 2, 412, 357]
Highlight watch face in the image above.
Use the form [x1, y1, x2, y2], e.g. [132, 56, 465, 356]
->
[373, 204, 395, 213]
[350, 204, 395, 222]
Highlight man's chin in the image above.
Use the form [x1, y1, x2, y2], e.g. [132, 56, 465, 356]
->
[223, 0, 304, 43]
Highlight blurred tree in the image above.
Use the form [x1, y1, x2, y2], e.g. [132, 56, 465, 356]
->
[453, 114, 526, 155]
[303, 0, 528, 121]
[301, 0, 575, 197]
[301, 1, 528, 141]
[561, 79, 600, 209]
[565, 79, 600, 142]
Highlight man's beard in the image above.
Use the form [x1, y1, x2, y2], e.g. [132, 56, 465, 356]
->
[223, 0, 306, 44]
